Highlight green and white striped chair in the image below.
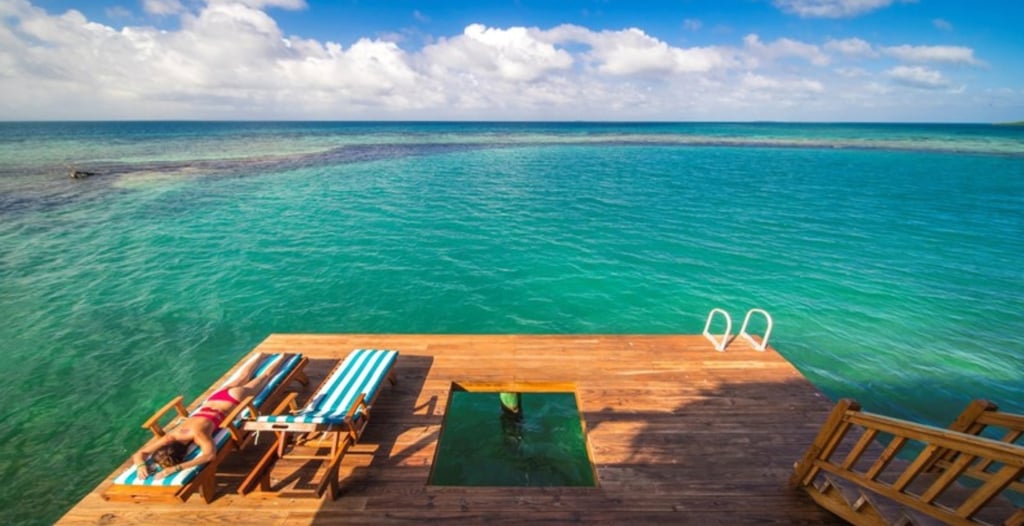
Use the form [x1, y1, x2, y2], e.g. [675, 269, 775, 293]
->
[240, 348, 398, 499]
[104, 352, 308, 503]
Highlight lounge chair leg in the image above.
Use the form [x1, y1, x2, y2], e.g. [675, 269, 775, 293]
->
[316, 437, 352, 500]
[198, 471, 215, 503]
[240, 435, 285, 495]
[322, 469, 338, 501]
[278, 431, 289, 457]
[317, 460, 340, 500]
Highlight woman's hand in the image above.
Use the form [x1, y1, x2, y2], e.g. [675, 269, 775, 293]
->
[150, 466, 175, 478]
[135, 463, 151, 479]
[151, 465, 178, 480]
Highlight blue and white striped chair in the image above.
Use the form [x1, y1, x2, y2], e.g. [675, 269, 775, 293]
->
[103, 353, 308, 503]
[240, 348, 398, 499]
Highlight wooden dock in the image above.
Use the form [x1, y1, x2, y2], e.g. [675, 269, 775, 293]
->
[59, 334, 844, 525]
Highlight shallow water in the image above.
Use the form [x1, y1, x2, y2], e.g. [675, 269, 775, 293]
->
[0, 122, 1022, 524]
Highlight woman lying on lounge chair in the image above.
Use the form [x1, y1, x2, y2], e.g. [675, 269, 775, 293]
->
[131, 354, 283, 480]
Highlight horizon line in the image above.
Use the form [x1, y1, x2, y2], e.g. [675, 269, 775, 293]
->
[0, 119, 1016, 125]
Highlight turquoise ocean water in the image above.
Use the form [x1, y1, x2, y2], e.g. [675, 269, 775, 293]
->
[0, 122, 1022, 524]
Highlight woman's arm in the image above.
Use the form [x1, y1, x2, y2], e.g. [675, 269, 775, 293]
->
[152, 433, 215, 480]
[131, 434, 174, 478]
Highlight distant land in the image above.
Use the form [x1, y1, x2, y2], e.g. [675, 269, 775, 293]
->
[995, 121, 1024, 126]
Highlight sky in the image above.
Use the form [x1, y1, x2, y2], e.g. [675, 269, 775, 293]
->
[1, 0, 1023, 121]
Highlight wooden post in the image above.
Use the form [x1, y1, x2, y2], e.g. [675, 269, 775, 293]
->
[789, 398, 860, 489]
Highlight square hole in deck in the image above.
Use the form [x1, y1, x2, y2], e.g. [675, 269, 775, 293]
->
[429, 384, 597, 487]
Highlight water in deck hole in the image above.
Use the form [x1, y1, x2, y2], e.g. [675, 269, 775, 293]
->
[429, 392, 596, 487]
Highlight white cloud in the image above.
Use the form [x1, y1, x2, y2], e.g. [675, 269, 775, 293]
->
[413, 10, 430, 23]
[0, 0, 33, 17]
[883, 45, 981, 66]
[932, 18, 953, 31]
[143, 0, 185, 16]
[0, 1, 1006, 121]
[106, 6, 135, 19]
[984, 87, 1014, 97]
[887, 65, 951, 89]
[824, 37, 877, 57]
[863, 81, 891, 95]
[0, 1, 436, 117]
[742, 72, 824, 93]
[422, 24, 573, 82]
[835, 66, 869, 78]
[683, 18, 702, 31]
[207, 0, 307, 9]
[773, 0, 897, 18]
[540, 25, 735, 75]
[375, 31, 404, 44]
[744, 34, 829, 66]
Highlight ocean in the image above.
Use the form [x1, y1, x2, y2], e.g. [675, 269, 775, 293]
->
[0, 121, 1021, 524]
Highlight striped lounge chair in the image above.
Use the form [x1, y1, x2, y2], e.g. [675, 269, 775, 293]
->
[240, 348, 398, 499]
[103, 352, 308, 503]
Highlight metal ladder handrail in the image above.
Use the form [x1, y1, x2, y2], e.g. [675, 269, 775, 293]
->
[702, 308, 732, 352]
[739, 308, 773, 351]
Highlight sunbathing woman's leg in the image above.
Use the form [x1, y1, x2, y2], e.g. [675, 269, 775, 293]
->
[225, 353, 268, 388]
[236, 354, 290, 396]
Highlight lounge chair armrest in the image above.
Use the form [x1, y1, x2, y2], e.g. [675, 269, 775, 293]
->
[271, 392, 299, 415]
[293, 356, 310, 386]
[142, 395, 187, 437]
[221, 395, 258, 444]
[341, 393, 371, 441]
[345, 393, 368, 421]
[223, 394, 258, 423]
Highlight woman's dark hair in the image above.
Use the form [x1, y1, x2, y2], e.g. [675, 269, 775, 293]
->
[151, 442, 188, 469]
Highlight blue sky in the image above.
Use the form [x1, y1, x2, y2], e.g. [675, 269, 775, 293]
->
[3, 0, 1023, 121]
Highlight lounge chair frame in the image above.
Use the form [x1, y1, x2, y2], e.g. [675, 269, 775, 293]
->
[240, 351, 397, 500]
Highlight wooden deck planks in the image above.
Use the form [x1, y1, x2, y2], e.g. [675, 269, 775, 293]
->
[59, 334, 844, 525]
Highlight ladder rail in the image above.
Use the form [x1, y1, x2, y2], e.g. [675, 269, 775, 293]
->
[739, 308, 773, 351]
[702, 308, 732, 352]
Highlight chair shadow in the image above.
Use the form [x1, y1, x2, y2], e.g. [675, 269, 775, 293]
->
[336, 354, 438, 495]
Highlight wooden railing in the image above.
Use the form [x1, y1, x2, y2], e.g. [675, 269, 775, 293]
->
[791, 399, 1023, 526]
[925, 400, 1024, 494]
